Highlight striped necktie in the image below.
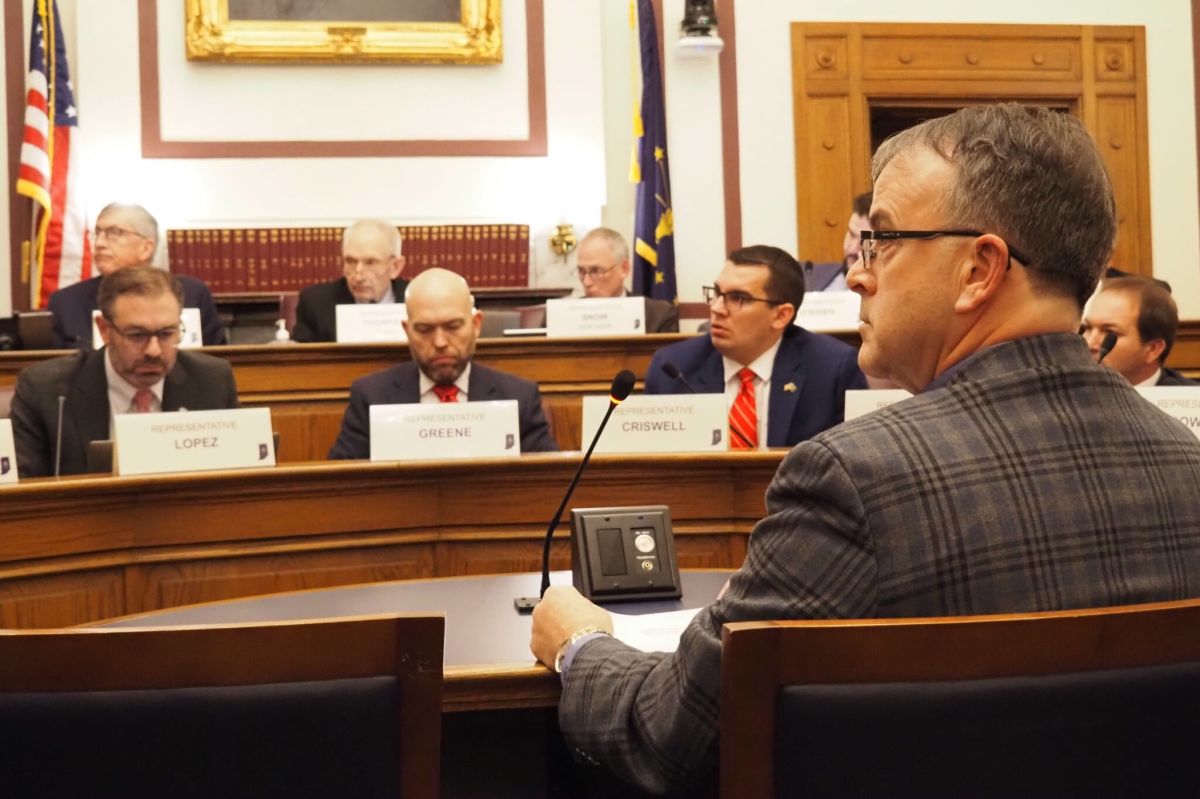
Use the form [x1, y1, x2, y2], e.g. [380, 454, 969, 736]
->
[729, 368, 757, 449]
[433, 385, 460, 403]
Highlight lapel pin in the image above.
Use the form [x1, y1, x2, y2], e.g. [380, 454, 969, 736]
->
[783, 382, 797, 393]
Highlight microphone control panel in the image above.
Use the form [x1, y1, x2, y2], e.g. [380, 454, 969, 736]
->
[570, 506, 682, 602]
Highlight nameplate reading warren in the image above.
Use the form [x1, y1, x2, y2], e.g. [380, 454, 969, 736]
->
[369, 399, 520, 461]
[546, 296, 646, 338]
[581, 393, 727, 454]
[113, 407, 276, 476]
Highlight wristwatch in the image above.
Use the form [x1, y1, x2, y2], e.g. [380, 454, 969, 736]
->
[553, 625, 608, 673]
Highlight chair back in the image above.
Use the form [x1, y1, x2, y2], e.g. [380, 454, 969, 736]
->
[0, 613, 444, 799]
[720, 599, 1200, 798]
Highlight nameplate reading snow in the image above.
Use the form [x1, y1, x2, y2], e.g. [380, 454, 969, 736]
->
[113, 407, 276, 476]
[546, 297, 646, 337]
[369, 400, 520, 461]
[581, 394, 727, 454]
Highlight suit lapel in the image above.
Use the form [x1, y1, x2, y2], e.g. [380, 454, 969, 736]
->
[767, 334, 807, 447]
[691, 345, 726, 393]
[395, 362, 423, 404]
[467, 364, 498, 401]
[162, 354, 190, 411]
[68, 351, 113, 456]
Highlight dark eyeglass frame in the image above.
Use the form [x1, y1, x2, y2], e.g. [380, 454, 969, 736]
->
[859, 229, 1030, 270]
[105, 321, 184, 349]
[576, 263, 621, 281]
[702, 285, 789, 312]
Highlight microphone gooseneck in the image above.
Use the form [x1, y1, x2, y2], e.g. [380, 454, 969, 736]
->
[521, 371, 637, 610]
[53, 395, 66, 478]
[1097, 331, 1118, 364]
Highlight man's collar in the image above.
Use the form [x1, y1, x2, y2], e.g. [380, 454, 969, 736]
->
[418, 362, 472, 399]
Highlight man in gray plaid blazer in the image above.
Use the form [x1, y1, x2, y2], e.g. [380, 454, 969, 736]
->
[530, 104, 1200, 796]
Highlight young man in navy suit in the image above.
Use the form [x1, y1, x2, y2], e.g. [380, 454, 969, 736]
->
[644, 244, 866, 447]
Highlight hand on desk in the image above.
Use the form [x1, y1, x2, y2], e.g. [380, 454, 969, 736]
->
[530, 586, 614, 668]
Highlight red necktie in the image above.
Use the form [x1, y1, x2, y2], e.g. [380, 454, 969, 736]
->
[132, 388, 155, 413]
[433, 385, 460, 403]
[729, 368, 757, 449]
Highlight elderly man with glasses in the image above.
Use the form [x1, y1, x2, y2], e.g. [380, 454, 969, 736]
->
[12, 267, 239, 477]
[291, 219, 410, 343]
[529, 105, 1200, 796]
[47, 203, 224, 349]
[642, 244, 865, 448]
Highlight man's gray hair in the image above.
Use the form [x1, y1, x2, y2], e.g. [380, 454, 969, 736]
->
[872, 104, 1117, 308]
[580, 227, 629, 262]
[342, 219, 403, 257]
[98, 202, 159, 257]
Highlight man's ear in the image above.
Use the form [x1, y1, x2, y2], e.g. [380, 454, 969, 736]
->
[390, 255, 406, 279]
[1144, 337, 1167, 366]
[954, 235, 1010, 314]
[771, 302, 796, 331]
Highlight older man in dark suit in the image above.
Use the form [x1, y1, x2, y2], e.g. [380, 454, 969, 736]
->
[329, 267, 555, 458]
[292, 219, 409, 343]
[530, 104, 1200, 795]
[48, 203, 224, 349]
[12, 267, 238, 477]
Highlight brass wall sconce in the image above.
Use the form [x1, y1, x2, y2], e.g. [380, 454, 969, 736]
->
[549, 223, 577, 260]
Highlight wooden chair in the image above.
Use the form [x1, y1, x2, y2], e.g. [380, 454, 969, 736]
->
[0, 613, 444, 799]
[720, 599, 1200, 798]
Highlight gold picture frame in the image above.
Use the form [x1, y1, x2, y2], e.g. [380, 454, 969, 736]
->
[185, 0, 502, 64]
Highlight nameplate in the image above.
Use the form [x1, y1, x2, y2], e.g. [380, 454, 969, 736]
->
[92, 308, 203, 349]
[545, 297, 646, 338]
[369, 400, 521, 461]
[843, 389, 913, 421]
[1136, 386, 1200, 440]
[113, 407, 276, 476]
[581, 394, 728, 454]
[0, 419, 17, 485]
[795, 292, 861, 333]
[336, 303, 408, 343]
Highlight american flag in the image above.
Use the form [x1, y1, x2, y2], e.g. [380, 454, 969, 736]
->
[15, 0, 90, 309]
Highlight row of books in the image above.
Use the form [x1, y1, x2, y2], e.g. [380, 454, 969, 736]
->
[165, 224, 530, 294]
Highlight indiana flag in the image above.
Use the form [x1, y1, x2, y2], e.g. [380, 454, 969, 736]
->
[630, 0, 676, 302]
[16, 0, 90, 309]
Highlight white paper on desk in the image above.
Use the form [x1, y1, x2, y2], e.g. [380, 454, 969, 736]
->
[610, 607, 702, 653]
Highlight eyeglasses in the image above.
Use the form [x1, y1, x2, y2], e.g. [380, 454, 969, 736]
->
[859, 230, 1030, 270]
[94, 226, 147, 241]
[577, 263, 620, 281]
[702, 285, 788, 312]
[106, 322, 183, 349]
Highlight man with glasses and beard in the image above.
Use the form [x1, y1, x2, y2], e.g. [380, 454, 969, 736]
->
[48, 203, 224, 348]
[11, 267, 239, 477]
[643, 245, 865, 448]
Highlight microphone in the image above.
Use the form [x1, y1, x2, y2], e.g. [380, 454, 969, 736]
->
[53, 395, 65, 478]
[515, 370, 636, 612]
[1097, 331, 1118, 364]
[662, 362, 755, 449]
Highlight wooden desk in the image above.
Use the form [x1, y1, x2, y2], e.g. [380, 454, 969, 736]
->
[0, 451, 782, 629]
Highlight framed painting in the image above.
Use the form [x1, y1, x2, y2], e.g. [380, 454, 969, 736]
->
[185, 0, 502, 64]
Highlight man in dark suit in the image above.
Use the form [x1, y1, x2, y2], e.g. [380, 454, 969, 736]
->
[48, 203, 223, 349]
[12, 267, 239, 477]
[292, 219, 410, 342]
[328, 267, 555, 458]
[645, 245, 866, 447]
[530, 105, 1200, 795]
[1082, 275, 1198, 386]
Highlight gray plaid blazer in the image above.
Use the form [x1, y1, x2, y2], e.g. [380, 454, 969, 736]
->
[559, 333, 1200, 795]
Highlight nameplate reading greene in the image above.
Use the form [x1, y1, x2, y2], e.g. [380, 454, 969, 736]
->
[369, 400, 521, 461]
[0, 419, 18, 485]
[113, 407, 275, 476]
[581, 393, 727, 454]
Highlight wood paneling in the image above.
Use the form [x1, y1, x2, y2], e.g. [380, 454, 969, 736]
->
[0, 452, 782, 628]
[791, 23, 1153, 276]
